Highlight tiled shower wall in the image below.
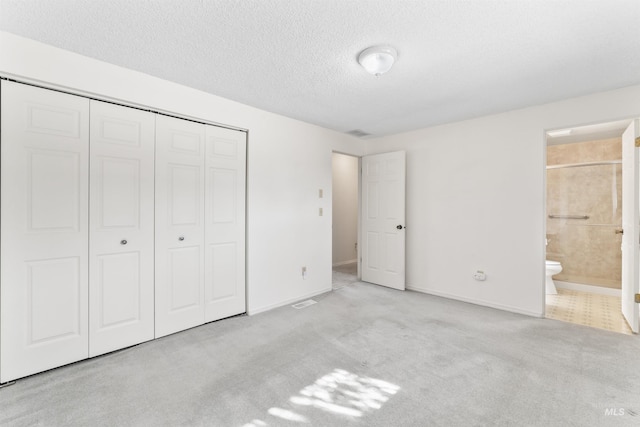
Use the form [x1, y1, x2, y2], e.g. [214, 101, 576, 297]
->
[547, 138, 622, 289]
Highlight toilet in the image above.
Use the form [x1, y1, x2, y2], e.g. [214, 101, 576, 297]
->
[545, 260, 562, 295]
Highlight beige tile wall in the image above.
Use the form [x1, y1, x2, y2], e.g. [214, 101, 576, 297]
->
[546, 138, 622, 289]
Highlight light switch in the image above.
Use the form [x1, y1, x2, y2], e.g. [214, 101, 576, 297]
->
[319, 189, 323, 198]
[319, 207, 323, 216]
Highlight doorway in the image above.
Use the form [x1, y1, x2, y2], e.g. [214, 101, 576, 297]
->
[332, 152, 360, 290]
[331, 150, 407, 291]
[544, 119, 634, 334]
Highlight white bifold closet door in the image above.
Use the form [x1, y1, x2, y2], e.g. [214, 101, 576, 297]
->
[89, 100, 155, 356]
[155, 115, 206, 338]
[204, 125, 246, 322]
[155, 115, 246, 337]
[1, 81, 246, 381]
[1, 81, 90, 382]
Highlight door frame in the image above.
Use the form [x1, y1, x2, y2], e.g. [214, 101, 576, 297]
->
[542, 117, 637, 329]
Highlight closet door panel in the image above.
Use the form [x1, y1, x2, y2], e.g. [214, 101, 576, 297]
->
[89, 100, 155, 357]
[169, 164, 201, 225]
[96, 252, 140, 324]
[208, 243, 237, 300]
[28, 150, 81, 231]
[155, 115, 205, 338]
[204, 126, 246, 322]
[26, 257, 82, 342]
[1, 81, 89, 382]
[168, 246, 201, 310]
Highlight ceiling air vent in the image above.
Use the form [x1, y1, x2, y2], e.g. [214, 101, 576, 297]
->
[346, 129, 371, 138]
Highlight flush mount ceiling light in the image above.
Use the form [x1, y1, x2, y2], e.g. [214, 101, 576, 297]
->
[358, 45, 397, 76]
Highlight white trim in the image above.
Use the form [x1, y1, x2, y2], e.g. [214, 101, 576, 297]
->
[406, 284, 544, 318]
[332, 259, 357, 267]
[247, 287, 331, 316]
[554, 280, 621, 297]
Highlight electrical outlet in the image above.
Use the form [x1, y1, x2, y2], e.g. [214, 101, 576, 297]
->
[302, 266, 307, 279]
[473, 270, 487, 281]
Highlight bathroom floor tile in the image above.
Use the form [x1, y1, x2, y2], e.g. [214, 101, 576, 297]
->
[546, 288, 633, 335]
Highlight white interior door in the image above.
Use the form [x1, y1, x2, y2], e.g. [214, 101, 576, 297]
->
[155, 115, 206, 338]
[361, 151, 406, 290]
[204, 125, 247, 322]
[1, 81, 89, 382]
[89, 100, 156, 356]
[621, 118, 639, 333]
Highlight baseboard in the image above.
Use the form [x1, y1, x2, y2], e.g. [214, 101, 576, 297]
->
[332, 259, 357, 267]
[406, 284, 544, 318]
[247, 287, 332, 316]
[554, 281, 621, 297]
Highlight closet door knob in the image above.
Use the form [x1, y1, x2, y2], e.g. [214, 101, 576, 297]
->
[120, 239, 128, 245]
[178, 236, 185, 241]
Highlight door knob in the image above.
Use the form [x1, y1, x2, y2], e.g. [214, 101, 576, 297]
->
[396, 225, 404, 230]
[615, 229, 624, 235]
[120, 239, 128, 245]
[178, 236, 185, 241]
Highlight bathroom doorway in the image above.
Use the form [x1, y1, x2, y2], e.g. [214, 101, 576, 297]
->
[332, 152, 360, 290]
[544, 119, 634, 334]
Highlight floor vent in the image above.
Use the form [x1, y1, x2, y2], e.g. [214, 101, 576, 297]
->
[292, 299, 317, 309]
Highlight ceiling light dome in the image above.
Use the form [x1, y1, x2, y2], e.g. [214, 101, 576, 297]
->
[358, 45, 397, 76]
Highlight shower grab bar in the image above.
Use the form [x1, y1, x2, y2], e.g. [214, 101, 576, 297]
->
[548, 214, 589, 220]
[546, 160, 621, 170]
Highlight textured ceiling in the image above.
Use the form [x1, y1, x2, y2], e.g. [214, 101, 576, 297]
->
[2, 0, 640, 138]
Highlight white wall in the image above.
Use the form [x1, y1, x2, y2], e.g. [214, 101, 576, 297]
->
[5, 32, 640, 320]
[364, 85, 640, 316]
[332, 153, 359, 266]
[0, 32, 364, 315]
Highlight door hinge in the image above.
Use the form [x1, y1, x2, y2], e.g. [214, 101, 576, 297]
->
[636, 137, 640, 148]
[635, 293, 640, 303]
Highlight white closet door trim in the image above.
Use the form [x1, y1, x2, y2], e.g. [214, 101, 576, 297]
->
[0, 76, 248, 133]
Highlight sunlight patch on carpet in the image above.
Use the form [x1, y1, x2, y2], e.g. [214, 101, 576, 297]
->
[242, 369, 399, 425]
[290, 369, 399, 418]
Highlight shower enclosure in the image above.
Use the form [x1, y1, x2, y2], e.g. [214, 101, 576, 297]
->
[546, 157, 622, 290]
